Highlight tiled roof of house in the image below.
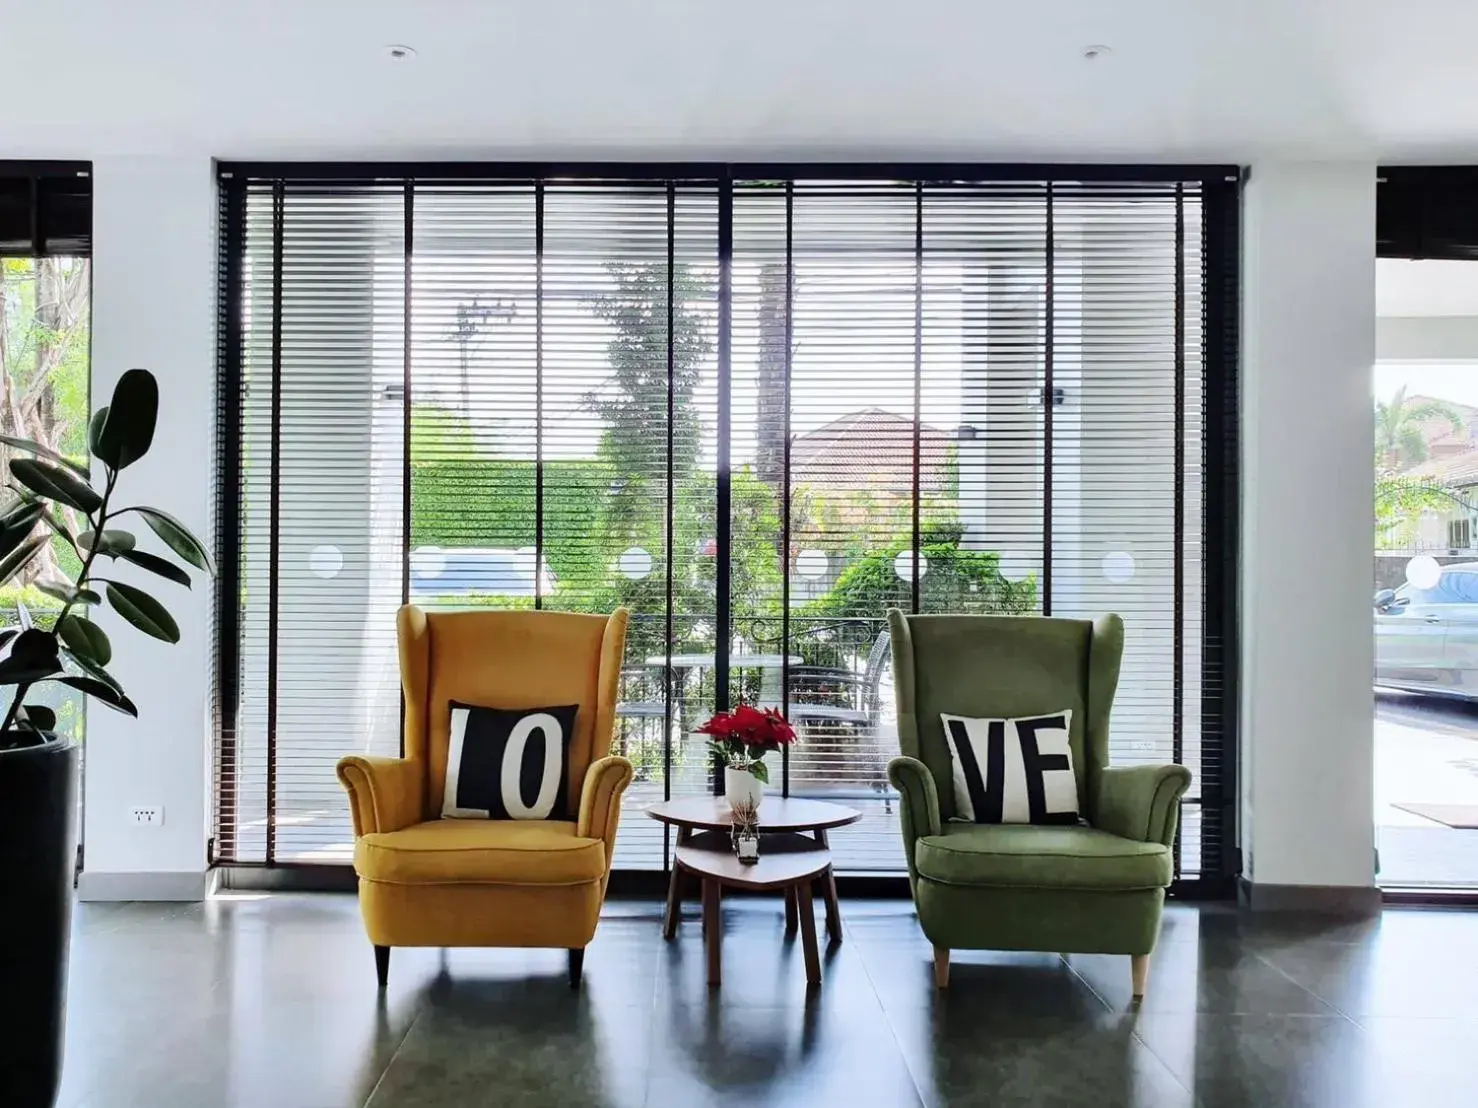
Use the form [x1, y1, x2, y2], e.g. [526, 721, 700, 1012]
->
[1406, 447, 1478, 488]
[791, 408, 952, 496]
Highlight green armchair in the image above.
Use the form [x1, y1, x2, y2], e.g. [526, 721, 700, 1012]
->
[886, 610, 1191, 996]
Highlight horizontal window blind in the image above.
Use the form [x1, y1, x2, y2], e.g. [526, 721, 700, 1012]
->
[0, 162, 91, 256]
[216, 165, 1238, 884]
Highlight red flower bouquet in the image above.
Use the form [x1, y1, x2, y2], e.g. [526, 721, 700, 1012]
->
[696, 704, 797, 784]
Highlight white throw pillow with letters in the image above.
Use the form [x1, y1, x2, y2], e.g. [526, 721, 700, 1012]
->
[442, 702, 578, 820]
[939, 710, 1078, 825]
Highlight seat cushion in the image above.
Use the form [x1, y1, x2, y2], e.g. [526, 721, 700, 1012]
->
[355, 818, 606, 887]
[914, 823, 1171, 891]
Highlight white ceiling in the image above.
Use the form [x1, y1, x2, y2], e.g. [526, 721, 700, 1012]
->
[6, 0, 1478, 162]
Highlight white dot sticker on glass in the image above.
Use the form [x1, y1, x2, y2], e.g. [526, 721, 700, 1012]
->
[1406, 555, 1442, 591]
[795, 549, 828, 579]
[618, 547, 653, 580]
[309, 544, 343, 579]
[411, 546, 446, 578]
[997, 551, 1033, 582]
[1101, 551, 1135, 585]
[894, 550, 928, 582]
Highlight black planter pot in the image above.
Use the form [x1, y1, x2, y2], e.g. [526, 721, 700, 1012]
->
[0, 737, 78, 1108]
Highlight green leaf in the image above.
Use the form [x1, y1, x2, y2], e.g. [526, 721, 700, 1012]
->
[0, 536, 46, 586]
[132, 507, 214, 574]
[94, 369, 158, 470]
[0, 501, 43, 562]
[78, 529, 136, 556]
[0, 629, 61, 684]
[0, 433, 90, 479]
[41, 508, 78, 551]
[18, 704, 56, 731]
[10, 458, 102, 514]
[117, 548, 191, 587]
[57, 615, 112, 666]
[0, 498, 43, 533]
[59, 646, 122, 692]
[105, 581, 180, 643]
[57, 674, 137, 717]
[748, 760, 770, 785]
[35, 582, 100, 606]
[88, 406, 109, 457]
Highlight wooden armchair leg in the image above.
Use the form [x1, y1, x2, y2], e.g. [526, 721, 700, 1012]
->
[933, 946, 950, 988]
[569, 948, 585, 989]
[1131, 954, 1149, 998]
[374, 945, 390, 988]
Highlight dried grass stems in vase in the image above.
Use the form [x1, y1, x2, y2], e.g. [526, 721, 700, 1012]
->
[730, 796, 761, 864]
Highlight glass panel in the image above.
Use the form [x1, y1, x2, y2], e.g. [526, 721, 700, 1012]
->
[1374, 257, 1478, 888]
[0, 256, 90, 841]
[220, 173, 1224, 881]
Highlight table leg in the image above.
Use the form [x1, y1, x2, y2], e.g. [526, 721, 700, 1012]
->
[703, 878, 722, 987]
[796, 881, 821, 986]
[663, 864, 684, 940]
[813, 829, 843, 944]
[784, 886, 798, 934]
[663, 827, 692, 940]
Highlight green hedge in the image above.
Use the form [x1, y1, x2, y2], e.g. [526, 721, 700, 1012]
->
[807, 542, 1036, 619]
[411, 457, 612, 591]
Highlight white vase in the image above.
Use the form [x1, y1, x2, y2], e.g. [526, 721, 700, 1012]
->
[724, 766, 764, 811]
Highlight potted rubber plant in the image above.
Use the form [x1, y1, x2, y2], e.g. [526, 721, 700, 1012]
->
[0, 369, 212, 1108]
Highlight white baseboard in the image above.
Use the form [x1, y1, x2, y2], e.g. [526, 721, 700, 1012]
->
[77, 869, 209, 902]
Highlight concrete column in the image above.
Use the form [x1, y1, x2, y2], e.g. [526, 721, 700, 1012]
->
[79, 155, 215, 899]
[958, 261, 1046, 584]
[1241, 162, 1378, 907]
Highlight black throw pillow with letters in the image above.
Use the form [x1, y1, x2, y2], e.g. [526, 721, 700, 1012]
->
[441, 702, 579, 821]
[940, 710, 1079, 825]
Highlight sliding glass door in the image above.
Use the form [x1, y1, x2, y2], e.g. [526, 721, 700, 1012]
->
[215, 165, 1238, 887]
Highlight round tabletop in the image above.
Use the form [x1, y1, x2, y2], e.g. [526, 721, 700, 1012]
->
[675, 830, 831, 891]
[645, 795, 861, 833]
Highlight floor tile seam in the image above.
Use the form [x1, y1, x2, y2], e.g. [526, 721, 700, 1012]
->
[1247, 947, 1360, 1024]
[843, 915, 935, 1108]
[357, 999, 430, 1108]
[1052, 954, 1203, 1099]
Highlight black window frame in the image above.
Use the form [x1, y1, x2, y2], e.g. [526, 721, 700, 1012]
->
[213, 161, 1242, 897]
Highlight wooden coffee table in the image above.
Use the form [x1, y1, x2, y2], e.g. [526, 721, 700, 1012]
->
[645, 796, 861, 986]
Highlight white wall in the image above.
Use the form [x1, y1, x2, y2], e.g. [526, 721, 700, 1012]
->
[1241, 162, 1377, 895]
[1377, 316, 1478, 362]
[73, 154, 1385, 899]
[78, 155, 216, 899]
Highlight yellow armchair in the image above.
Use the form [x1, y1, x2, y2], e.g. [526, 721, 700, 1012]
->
[335, 604, 632, 988]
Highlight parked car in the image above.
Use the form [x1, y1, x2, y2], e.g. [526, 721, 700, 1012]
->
[1375, 561, 1478, 698]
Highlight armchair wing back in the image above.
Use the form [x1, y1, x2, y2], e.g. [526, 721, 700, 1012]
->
[400, 605, 629, 819]
[887, 609, 1123, 821]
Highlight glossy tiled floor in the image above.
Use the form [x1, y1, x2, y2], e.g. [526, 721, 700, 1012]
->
[54, 893, 1478, 1107]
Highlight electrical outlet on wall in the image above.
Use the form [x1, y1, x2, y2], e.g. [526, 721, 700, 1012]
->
[130, 806, 164, 827]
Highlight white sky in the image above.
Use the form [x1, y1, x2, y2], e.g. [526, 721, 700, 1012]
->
[1375, 363, 1478, 409]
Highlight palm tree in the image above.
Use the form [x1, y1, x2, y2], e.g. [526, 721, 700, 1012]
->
[1375, 386, 1465, 472]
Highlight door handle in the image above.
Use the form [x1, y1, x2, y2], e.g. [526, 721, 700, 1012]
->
[1425, 616, 1442, 624]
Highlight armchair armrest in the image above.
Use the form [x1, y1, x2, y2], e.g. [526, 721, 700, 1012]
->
[888, 756, 942, 882]
[335, 755, 426, 837]
[577, 755, 635, 867]
[1094, 764, 1192, 847]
